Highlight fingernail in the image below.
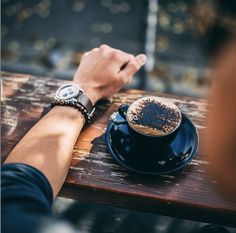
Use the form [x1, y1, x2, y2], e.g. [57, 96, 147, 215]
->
[136, 54, 147, 66]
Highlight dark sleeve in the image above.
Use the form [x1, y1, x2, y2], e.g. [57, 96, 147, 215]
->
[1, 163, 54, 233]
[2, 163, 79, 233]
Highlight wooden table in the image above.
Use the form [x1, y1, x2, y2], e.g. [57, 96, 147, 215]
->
[1, 71, 236, 227]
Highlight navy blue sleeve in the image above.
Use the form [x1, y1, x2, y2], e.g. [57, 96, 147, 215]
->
[2, 163, 54, 233]
[2, 163, 79, 233]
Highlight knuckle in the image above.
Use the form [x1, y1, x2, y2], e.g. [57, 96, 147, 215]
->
[129, 54, 135, 60]
[129, 61, 139, 71]
[109, 50, 120, 59]
[82, 51, 90, 58]
[81, 53, 87, 59]
[92, 47, 98, 52]
[99, 44, 109, 51]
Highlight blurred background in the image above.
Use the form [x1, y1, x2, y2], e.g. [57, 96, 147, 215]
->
[2, 0, 211, 98]
[2, 1, 236, 232]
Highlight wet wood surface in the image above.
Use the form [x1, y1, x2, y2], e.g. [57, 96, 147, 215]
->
[1, 71, 236, 227]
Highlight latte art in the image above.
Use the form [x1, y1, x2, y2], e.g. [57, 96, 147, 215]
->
[127, 96, 181, 137]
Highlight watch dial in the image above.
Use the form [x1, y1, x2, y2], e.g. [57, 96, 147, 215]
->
[57, 84, 79, 100]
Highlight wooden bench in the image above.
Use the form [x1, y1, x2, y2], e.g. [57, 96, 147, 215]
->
[1, 71, 236, 227]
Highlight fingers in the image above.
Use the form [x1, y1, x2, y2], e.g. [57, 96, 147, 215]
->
[123, 54, 146, 76]
[118, 54, 147, 84]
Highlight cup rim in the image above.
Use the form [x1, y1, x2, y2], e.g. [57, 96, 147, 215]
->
[126, 96, 182, 138]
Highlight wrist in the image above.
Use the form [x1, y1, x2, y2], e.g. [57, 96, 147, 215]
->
[50, 105, 85, 122]
[83, 90, 99, 105]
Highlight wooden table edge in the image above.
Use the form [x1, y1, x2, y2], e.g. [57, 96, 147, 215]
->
[59, 183, 236, 227]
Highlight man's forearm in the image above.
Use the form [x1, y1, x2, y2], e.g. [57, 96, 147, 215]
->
[5, 106, 85, 197]
[4, 45, 146, 199]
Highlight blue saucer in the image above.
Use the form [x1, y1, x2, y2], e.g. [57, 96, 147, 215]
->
[105, 111, 199, 175]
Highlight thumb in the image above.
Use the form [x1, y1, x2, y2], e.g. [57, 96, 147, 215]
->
[120, 54, 147, 77]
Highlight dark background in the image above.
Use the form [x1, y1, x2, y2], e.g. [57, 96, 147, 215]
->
[2, 0, 209, 97]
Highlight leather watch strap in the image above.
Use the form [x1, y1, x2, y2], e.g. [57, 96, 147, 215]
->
[77, 93, 94, 115]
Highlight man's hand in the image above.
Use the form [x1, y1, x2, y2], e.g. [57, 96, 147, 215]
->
[73, 44, 147, 105]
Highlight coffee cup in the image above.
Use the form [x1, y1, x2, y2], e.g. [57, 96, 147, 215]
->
[107, 96, 198, 174]
[118, 96, 182, 144]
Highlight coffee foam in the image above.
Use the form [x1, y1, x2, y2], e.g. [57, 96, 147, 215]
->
[127, 96, 181, 137]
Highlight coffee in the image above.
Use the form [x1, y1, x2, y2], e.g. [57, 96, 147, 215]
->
[127, 96, 181, 137]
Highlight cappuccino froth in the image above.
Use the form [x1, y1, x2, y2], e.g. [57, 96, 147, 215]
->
[127, 96, 181, 137]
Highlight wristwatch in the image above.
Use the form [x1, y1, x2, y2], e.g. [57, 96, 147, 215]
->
[51, 83, 95, 122]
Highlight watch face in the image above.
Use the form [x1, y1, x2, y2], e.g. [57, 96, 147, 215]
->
[56, 84, 80, 100]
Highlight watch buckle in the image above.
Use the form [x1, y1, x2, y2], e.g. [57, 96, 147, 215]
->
[88, 107, 96, 119]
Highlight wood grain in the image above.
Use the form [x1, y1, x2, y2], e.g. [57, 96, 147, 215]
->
[1, 71, 236, 227]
